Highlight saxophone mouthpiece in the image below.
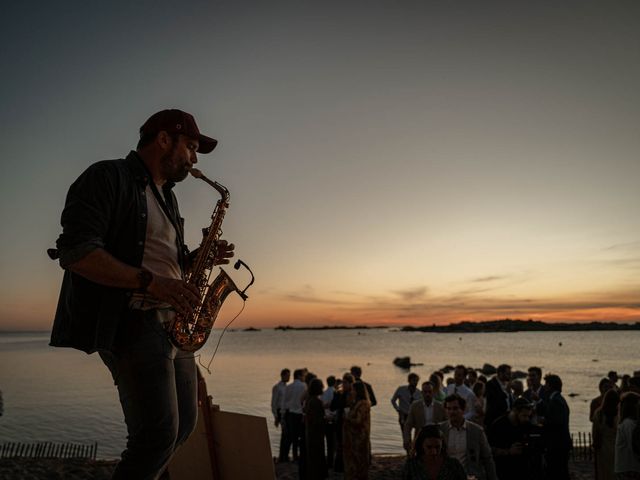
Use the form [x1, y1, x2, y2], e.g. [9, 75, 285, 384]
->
[189, 168, 203, 179]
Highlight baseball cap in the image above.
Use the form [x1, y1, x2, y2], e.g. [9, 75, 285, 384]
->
[140, 109, 218, 154]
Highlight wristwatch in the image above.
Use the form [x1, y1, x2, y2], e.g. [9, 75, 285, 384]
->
[137, 269, 153, 292]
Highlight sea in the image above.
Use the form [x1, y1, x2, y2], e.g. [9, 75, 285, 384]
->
[0, 328, 637, 459]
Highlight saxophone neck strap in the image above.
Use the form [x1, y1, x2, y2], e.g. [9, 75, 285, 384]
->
[147, 181, 186, 272]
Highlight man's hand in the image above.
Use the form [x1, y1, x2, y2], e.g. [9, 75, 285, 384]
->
[213, 240, 235, 265]
[147, 275, 201, 317]
[508, 442, 524, 456]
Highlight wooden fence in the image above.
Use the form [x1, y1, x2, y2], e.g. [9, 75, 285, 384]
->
[0, 441, 98, 460]
[0, 433, 594, 463]
[571, 431, 593, 462]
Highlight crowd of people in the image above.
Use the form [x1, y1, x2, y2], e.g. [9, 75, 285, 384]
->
[271, 364, 640, 480]
[590, 371, 640, 480]
[271, 366, 376, 480]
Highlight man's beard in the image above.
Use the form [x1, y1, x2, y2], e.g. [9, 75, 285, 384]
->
[160, 148, 189, 183]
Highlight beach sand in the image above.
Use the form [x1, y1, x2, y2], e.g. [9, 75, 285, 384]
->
[275, 455, 596, 480]
[0, 455, 595, 479]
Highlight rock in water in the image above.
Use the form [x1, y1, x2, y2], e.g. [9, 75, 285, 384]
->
[481, 363, 497, 375]
[393, 357, 411, 369]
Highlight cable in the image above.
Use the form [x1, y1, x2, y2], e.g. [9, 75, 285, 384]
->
[199, 301, 247, 375]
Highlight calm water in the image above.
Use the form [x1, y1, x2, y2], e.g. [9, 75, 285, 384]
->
[0, 329, 637, 458]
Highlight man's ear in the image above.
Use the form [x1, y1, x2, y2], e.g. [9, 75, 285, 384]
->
[157, 131, 173, 150]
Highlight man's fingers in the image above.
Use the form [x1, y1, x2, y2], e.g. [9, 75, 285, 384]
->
[171, 291, 192, 317]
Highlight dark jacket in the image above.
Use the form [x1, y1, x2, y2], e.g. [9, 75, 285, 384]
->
[50, 151, 186, 354]
[543, 391, 572, 451]
[484, 377, 513, 428]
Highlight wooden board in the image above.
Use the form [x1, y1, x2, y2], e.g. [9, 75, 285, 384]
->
[168, 370, 275, 480]
[209, 410, 275, 480]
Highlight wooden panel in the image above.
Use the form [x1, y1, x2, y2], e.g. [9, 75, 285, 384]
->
[210, 410, 275, 480]
[168, 407, 274, 480]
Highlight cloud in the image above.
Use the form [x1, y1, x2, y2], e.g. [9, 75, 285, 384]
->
[470, 275, 507, 283]
[281, 284, 358, 306]
[603, 241, 640, 252]
[391, 286, 428, 302]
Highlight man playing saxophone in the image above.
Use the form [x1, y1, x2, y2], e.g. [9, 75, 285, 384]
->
[50, 109, 234, 480]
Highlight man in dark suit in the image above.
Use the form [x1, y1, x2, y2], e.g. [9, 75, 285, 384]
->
[488, 397, 543, 480]
[351, 365, 377, 406]
[484, 364, 514, 429]
[542, 374, 571, 480]
[523, 366, 548, 424]
[403, 381, 446, 452]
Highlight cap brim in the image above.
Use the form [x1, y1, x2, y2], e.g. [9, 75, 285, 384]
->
[197, 134, 218, 154]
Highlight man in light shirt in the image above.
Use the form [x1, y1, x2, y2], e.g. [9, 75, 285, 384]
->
[272, 368, 290, 462]
[283, 369, 307, 462]
[440, 394, 497, 480]
[391, 372, 421, 435]
[445, 365, 478, 420]
[403, 381, 446, 452]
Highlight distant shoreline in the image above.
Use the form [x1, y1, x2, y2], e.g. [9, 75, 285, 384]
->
[274, 319, 640, 333]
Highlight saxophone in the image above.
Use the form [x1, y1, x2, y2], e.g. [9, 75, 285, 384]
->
[166, 168, 252, 352]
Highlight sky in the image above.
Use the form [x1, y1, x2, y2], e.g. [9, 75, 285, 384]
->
[1, 1, 639, 331]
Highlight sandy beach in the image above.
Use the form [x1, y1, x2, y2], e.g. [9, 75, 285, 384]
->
[0, 455, 595, 479]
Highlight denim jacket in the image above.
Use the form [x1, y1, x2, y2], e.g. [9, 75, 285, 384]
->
[50, 151, 186, 353]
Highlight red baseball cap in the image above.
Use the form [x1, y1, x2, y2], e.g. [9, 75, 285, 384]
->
[140, 109, 218, 154]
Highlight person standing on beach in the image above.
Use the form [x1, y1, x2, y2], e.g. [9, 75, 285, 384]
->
[592, 388, 619, 480]
[321, 375, 337, 469]
[430, 372, 447, 403]
[273, 368, 291, 462]
[49, 109, 234, 480]
[391, 373, 422, 436]
[484, 364, 513, 429]
[614, 392, 640, 479]
[590, 377, 613, 422]
[284, 368, 307, 463]
[343, 381, 372, 480]
[445, 365, 478, 421]
[330, 373, 354, 473]
[439, 394, 497, 480]
[402, 425, 466, 480]
[523, 366, 547, 424]
[487, 397, 541, 480]
[542, 373, 571, 480]
[304, 378, 328, 480]
[351, 365, 377, 407]
[403, 381, 446, 453]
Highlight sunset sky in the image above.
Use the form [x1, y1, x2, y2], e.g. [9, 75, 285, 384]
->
[1, 1, 639, 331]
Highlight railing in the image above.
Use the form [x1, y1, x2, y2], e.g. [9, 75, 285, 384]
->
[571, 432, 593, 462]
[0, 441, 98, 460]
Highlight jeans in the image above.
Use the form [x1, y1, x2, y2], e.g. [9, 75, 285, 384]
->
[99, 309, 197, 480]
